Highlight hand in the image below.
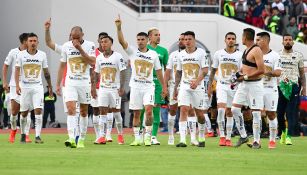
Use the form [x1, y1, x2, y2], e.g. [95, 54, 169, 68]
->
[45, 18, 51, 30]
[173, 88, 178, 101]
[301, 87, 306, 96]
[207, 85, 212, 100]
[91, 87, 97, 99]
[56, 85, 61, 96]
[115, 14, 122, 29]
[16, 86, 21, 95]
[190, 80, 199, 89]
[72, 39, 82, 51]
[3, 82, 9, 93]
[162, 86, 168, 98]
[118, 88, 125, 97]
[48, 86, 54, 97]
[236, 75, 244, 82]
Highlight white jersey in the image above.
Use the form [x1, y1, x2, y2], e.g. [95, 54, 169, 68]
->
[4, 48, 22, 87]
[61, 40, 95, 87]
[166, 50, 181, 85]
[125, 45, 161, 89]
[177, 48, 209, 90]
[15, 50, 48, 88]
[212, 49, 242, 83]
[95, 51, 126, 90]
[263, 50, 282, 87]
[54, 43, 63, 55]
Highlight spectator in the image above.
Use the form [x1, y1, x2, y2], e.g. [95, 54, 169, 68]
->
[223, 0, 235, 17]
[2, 89, 10, 129]
[235, 0, 248, 22]
[289, 0, 304, 19]
[272, 0, 285, 14]
[267, 7, 282, 34]
[170, 0, 181, 12]
[286, 17, 300, 38]
[251, 0, 265, 28]
[295, 31, 304, 42]
[42, 86, 57, 128]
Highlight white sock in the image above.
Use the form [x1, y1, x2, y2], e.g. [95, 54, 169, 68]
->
[226, 117, 234, 140]
[168, 114, 176, 137]
[93, 115, 100, 139]
[269, 118, 278, 142]
[20, 116, 27, 134]
[133, 127, 141, 141]
[187, 116, 197, 141]
[106, 113, 113, 137]
[67, 115, 76, 140]
[25, 113, 31, 135]
[217, 108, 226, 137]
[79, 116, 88, 140]
[113, 112, 123, 135]
[145, 125, 152, 138]
[35, 114, 42, 137]
[198, 122, 206, 141]
[252, 111, 261, 143]
[179, 121, 187, 143]
[99, 115, 107, 137]
[204, 113, 213, 133]
[75, 113, 80, 137]
[231, 107, 247, 138]
[10, 114, 18, 130]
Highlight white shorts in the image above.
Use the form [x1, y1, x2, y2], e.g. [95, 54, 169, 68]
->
[216, 82, 236, 108]
[129, 87, 154, 110]
[98, 89, 121, 109]
[233, 80, 264, 109]
[168, 84, 178, 106]
[91, 89, 99, 108]
[10, 86, 20, 104]
[20, 86, 44, 112]
[263, 86, 278, 111]
[178, 89, 208, 110]
[64, 85, 91, 104]
[62, 87, 80, 113]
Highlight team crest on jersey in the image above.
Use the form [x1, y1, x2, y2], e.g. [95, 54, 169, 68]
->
[220, 63, 238, 78]
[135, 59, 153, 79]
[69, 57, 88, 75]
[182, 63, 199, 80]
[100, 67, 117, 86]
[23, 64, 41, 79]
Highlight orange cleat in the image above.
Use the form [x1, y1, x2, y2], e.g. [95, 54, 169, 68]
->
[9, 129, 17, 143]
[96, 137, 107, 144]
[225, 139, 232, 147]
[26, 135, 32, 143]
[219, 137, 226, 146]
[207, 132, 214, 137]
[117, 135, 124, 145]
[268, 141, 276, 149]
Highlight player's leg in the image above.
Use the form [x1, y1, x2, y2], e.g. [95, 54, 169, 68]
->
[91, 89, 100, 141]
[151, 81, 163, 145]
[167, 85, 177, 145]
[143, 88, 155, 146]
[187, 108, 197, 145]
[64, 86, 78, 148]
[106, 109, 114, 142]
[32, 87, 44, 144]
[192, 90, 207, 147]
[111, 92, 124, 144]
[8, 86, 20, 143]
[19, 88, 32, 144]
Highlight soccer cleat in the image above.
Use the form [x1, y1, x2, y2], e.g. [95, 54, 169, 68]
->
[225, 139, 232, 147]
[20, 134, 26, 144]
[130, 140, 141, 146]
[285, 137, 292, 145]
[280, 131, 286, 144]
[9, 129, 17, 143]
[207, 132, 214, 137]
[106, 135, 113, 142]
[151, 136, 160, 145]
[235, 137, 249, 147]
[25, 135, 32, 143]
[191, 140, 199, 146]
[65, 138, 76, 148]
[117, 135, 124, 145]
[268, 141, 276, 149]
[219, 137, 226, 146]
[95, 137, 107, 144]
[144, 136, 152, 146]
[198, 141, 205, 147]
[251, 141, 261, 149]
[35, 136, 44, 144]
[77, 139, 85, 148]
[176, 142, 187, 147]
[168, 136, 174, 145]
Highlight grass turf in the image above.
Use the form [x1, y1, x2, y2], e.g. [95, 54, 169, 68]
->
[0, 134, 306, 175]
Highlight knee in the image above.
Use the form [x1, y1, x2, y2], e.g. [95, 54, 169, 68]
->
[231, 106, 241, 116]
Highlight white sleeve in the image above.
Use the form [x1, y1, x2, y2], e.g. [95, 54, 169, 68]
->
[15, 53, 21, 67]
[154, 54, 162, 70]
[274, 54, 282, 70]
[177, 53, 182, 71]
[42, 53, 48, 68]
[212, 51, 219, 69]
[166, 52, 174, 70]
[125, 44, 134, 57]
[4, 50, 13, 65]
[117, 53, 127, 71]
[55, 44, 63, 55]
[94, 57, 100, 73]
[60, 45, 67, 62]
[201, 51, 209, 68]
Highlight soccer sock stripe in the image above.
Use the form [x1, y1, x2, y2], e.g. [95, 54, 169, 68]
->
[35, 114, 42, 137]
[113, 112, 123, 135]
[79, 116, 88, 140]
[187, 116, 197, 141]
[93, 115, 100, 139]
[25, 113, 31, 135]
[252, 111, 261, 143]
[231, 107, 247, 138]
[10, 114, 18, 130]
[152, 107, 160, 137]
[217, 108, 226, 137]
[226, 117, 234, 140]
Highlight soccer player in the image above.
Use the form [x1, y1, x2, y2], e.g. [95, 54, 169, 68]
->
[208, 32, 242, 147]
[15, 33, 53, 144]
[174, 31, 209, 147]
[277, 34, 306, 145]
[255, 32, 281, 149]
[115, 15, 166, 146]
[164, 33, 185, 145]
[92, 35, 126, 145]
[3, 33, 32, 143]
[60, 26, 96, 148]
[231, 28, 265, 149]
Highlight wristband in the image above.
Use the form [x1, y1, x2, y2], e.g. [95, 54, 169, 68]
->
[243, 75, 248, 80]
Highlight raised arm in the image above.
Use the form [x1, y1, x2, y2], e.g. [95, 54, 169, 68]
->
[44, 18, 56, 51]
[115, 14, 128, 50]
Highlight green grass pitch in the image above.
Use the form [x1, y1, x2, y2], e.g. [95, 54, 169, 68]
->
[0, 134, 306, 175]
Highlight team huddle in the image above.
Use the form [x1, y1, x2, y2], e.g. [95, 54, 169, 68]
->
[2, 16, 305, 149]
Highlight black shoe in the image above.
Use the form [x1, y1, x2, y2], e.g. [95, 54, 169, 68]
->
[20, 134, 26, 144]
[35, 136, 44, 144]
[176, 142, 187, 147]
[252, 141, 261, 149]
[235, 137, 249, 147]
[197, 141, 205, 147]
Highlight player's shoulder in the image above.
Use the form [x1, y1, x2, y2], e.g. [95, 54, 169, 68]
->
[293, 50, 304, 58]
[113, 51, 124, 58]
[37, 50, 47, 57]
[62, 41, 72, 48]
[9, 48, 20, 54]
[214, 49, 225, 56]
[197, 47, 206, 53]
[83, 40, 95, 46]
[158, 45, 168, 52]
[148, 49, 159, 56]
